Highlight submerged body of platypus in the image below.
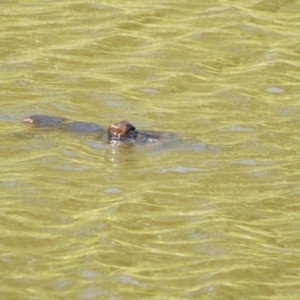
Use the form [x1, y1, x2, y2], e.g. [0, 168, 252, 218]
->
[22, 115, 176, 144]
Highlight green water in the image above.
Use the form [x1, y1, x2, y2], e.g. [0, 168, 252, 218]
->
[1, 0, 300, 299]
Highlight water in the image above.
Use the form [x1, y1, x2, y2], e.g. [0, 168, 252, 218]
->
[1, 0, 300, 299]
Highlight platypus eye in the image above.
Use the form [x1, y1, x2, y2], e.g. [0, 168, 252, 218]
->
[127, 125, 135, 132]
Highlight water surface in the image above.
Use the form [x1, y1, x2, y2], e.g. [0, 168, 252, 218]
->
[1, 0, 300, 299]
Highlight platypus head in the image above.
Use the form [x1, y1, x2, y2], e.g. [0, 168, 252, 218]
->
[108, 120, 137, 140]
